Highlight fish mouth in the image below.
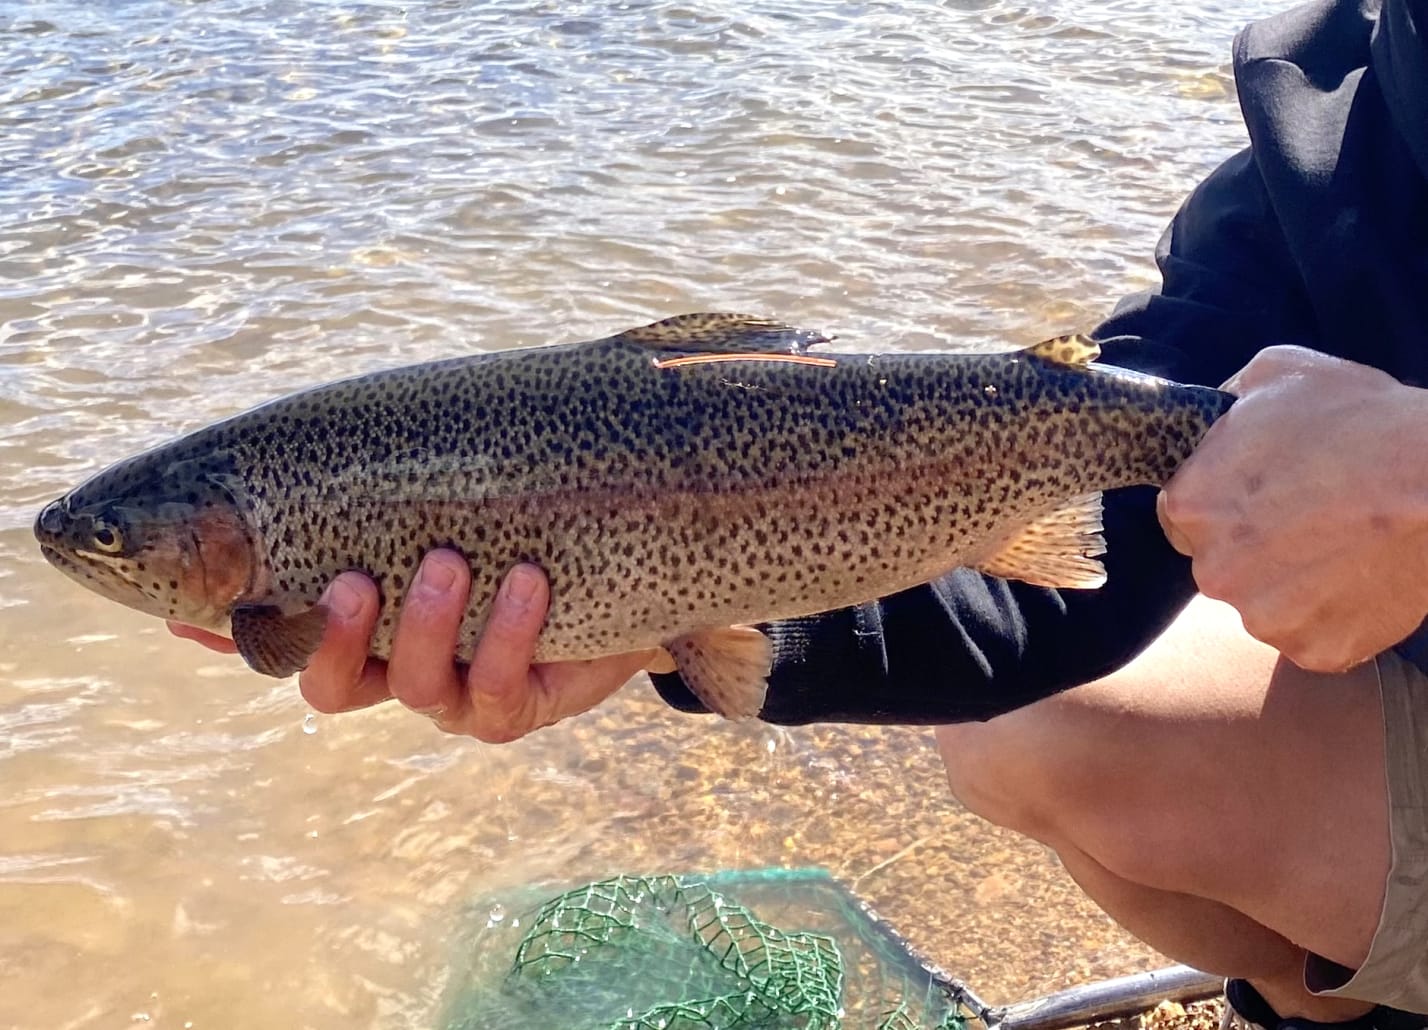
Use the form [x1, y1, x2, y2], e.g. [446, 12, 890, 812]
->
[38, 542, 86, 578]
[34, 498, 67, 545]
[36, 542, 108, 597]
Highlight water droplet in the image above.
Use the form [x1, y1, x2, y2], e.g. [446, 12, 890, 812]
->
[486, 903, 506, 927]
[302, 713, 317, 735]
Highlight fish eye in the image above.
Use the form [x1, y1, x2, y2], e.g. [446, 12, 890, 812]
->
[91, 519, 124, 554]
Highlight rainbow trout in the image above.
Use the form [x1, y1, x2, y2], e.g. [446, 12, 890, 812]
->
[34, 314, 1231, 718]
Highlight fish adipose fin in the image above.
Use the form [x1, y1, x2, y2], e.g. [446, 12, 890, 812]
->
[663, 625, 772, 720]
[231, 604, 329, 678]
[1026, 334, 1100, 367]
[974, 492, 1108, 589]
[612, 313, 831, 356]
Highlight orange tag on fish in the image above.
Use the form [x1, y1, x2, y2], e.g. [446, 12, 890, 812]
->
[651, 352, 838, 370]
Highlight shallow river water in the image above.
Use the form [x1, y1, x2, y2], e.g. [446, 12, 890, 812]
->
[2, 1, 1281, 1027]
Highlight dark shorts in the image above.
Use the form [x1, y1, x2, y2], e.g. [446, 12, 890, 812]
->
[1306, 650, 1428, 1011]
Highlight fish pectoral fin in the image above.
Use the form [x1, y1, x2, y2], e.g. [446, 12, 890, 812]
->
[230, 604, 329, 678]
[974, 492, 1108, 589]
[664, 626, 772, 721]
[1026, 333, 1101, 367]
[611, 312, 831, 356]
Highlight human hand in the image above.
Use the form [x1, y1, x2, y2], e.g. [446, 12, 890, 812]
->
[1157, 346, 1428, 672]
[168, 552, 667, 741]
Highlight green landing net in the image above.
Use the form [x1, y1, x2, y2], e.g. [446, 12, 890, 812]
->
[441, 870, 973, 1030]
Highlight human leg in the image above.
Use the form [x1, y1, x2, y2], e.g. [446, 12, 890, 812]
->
[935, 596, 1391, 1017]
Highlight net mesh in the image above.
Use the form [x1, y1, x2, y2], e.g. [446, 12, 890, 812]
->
[442, 870, 972, 1030]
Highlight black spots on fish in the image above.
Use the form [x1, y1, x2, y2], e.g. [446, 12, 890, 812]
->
[172, 332, 1201, 668]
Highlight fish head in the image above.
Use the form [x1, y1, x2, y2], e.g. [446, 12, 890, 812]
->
[34, 449, 258, 631]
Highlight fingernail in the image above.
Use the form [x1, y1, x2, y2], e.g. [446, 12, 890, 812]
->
[500, 565, 540, 610]
[415, 554, 460, 597]
[323, 578, 363, 620]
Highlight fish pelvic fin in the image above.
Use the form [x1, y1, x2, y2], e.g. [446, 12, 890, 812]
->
[611, 313, 831, 356]
[664, 625, 772, 720]
[1026, 333, 1101, 367]
[974, 492, 1108, 589]
[231, 603, 329, 678]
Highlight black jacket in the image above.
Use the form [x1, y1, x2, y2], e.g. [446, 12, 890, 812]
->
[655, 0, 1428, 723]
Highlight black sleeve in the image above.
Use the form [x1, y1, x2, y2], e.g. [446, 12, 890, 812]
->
[653, 148, 1315, 724]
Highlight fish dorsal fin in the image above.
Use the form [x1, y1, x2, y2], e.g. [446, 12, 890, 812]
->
[1026, 334, 1101, 367]
[663, 625, 772, 720]
[611, 313, 831, 356]
[230, 603, 329, 678]
[974, 492, 1108, 589]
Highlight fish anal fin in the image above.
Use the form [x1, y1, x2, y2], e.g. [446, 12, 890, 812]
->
[975, 492, 1108, 589]
[612, 313, 831, 356]
[1027, 334, 1101, 367]
[231, 604, 329, 678]
[664, 625, 772, 720]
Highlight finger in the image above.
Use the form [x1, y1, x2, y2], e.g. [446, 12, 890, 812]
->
[167, 622, 238, 654]
[457, 564, 549, 739]
[1219, 345, 1296, 394]
[386, 550, 470, 719]
[298, 573, 384, 714]
[316, 659, 404, 713]
[1155, 489, 1194, 556]
[1220, 344, 1345, 394]
[532, 650, 656, 721]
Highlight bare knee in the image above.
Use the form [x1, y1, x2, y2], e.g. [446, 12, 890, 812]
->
[936, 684, 1173, 853]
[936, 712, 1073, 842]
